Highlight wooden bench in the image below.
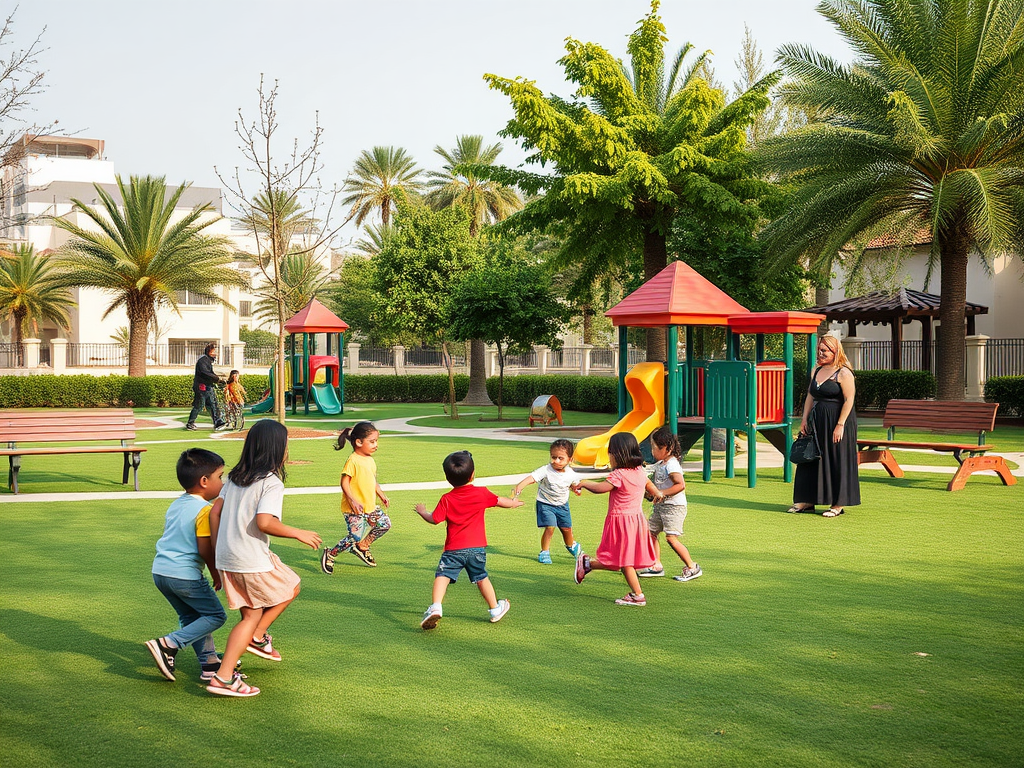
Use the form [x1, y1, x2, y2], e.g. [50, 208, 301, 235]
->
[0, 409, 147, 494]
[857, 400, 1017, 491]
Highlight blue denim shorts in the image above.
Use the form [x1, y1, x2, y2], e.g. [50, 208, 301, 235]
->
[536, 500, 572, 529]
[435, 547, 488, 583]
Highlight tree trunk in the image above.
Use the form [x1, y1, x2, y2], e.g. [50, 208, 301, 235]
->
[582, 305, 594, 345]
[814, 283, 831, 336]
[275, 297, 287, 424]
[643, 229, 668, 362]
[460, 339, 493, 405]
[936, 228, 969, 401]
[496, 342, 505, 421]
[13, 308, 25, 367]
[127, 312, 150, 377]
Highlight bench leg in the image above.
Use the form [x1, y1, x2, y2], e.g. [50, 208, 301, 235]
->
[858, 449, 904, 478]
[122, 453, 129, 485]
[130, 452, 142, 491]
[8, 456, 20, 494]
[948, 456, 1019, 492]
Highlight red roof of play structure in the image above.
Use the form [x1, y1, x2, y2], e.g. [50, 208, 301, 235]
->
[283, 299, 349, 333]
[605, 261, 749, 327]
[728, 311, 825, 335]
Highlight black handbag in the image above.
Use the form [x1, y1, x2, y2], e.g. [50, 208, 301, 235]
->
[789, 433, 820, 464]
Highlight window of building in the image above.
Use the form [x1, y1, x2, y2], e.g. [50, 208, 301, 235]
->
[240, 300, 252, 317]
[175, 290, 218, 306]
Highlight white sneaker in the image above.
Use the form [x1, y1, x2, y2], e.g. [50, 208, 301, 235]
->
[421, 606, 442, 630]
[638, 566, 665, 577]
[489, 599, 510, 623]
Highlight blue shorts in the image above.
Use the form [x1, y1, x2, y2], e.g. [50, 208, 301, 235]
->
[435, 547, 488, 583]
[536, 500, 572, 529]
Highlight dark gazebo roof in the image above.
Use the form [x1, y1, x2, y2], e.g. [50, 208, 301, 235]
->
[806, 288, 988, 322]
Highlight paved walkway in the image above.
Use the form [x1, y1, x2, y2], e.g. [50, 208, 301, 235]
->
[3, 414, 1020, 504]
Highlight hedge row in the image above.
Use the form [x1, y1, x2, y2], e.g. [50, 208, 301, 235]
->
[853, 369, 936, 410]
[342, 374, 469, 403]
[486, 374, 618, 413]
[985, 376, 1024, 417]
[0, 374, 269, 408]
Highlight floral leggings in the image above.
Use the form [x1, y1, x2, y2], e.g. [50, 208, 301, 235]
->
[328, 507, 391, 556]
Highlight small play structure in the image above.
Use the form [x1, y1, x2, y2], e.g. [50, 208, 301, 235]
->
[574, 261, 824, 488]
[248, 299, 348, 416]
[529, 395, 565, 428]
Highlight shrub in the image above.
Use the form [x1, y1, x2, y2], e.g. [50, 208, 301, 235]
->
[342, 374, 470, 403]
[486, 374, 618, 413]
[985, 376, 1024, 417]
[854, 369, 937, 410]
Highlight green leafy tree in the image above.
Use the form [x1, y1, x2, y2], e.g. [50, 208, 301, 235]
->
[0, 244, 73, 365]
[757, 0, 1024, 400]
[251, 251, 335, 326]
[426, 134, 523, 407]
[483, 0, 775, 360]
[448, 239, 568, 419]
[342, 146, 424, 227]
[372, 200, 480, 417]
[52, 175, 243, 376]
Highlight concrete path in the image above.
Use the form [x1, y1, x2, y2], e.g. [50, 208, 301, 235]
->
[2, 413, 1019, 504]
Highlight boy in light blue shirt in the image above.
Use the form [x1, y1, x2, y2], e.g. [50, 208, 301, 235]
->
[145, 449, 228, 683]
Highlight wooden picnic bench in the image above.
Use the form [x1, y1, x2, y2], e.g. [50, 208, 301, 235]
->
[857, 400, 1017, 491]
[0, 409, 147, 494]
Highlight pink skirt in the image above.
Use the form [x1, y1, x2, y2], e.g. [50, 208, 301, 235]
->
[596, 511, 657, 569]
[221, 551, 301, 610]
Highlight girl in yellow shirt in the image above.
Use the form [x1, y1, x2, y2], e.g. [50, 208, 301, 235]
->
[320, 421, 391, 573]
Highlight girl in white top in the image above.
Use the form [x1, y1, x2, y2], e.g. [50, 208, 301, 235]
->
[207, 419, 322, 697]
[640, 426, 701, 582]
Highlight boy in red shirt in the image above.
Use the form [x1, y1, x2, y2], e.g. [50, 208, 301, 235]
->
[414, 450, 523, 630]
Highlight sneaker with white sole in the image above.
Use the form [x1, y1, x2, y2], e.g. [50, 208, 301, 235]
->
[673, 564, 702, 582]
[489, 598, 510, 623]
[184, 423, 197, 431]
[144, 638, 178, 681]
[246, 633, 281, 661]
[614, 592, 647, 606]
[206, 671, 260, 697]
[421, 606, 442, 630]
[638, 566, 665, 577]
[567, 541, 581, 558]
[320, 548, 335, 575]
[574, 552, 591, 584]
[538, 550, 552, 564]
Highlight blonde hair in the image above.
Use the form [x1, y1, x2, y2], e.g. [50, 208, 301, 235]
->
[820, 335, 852, 370]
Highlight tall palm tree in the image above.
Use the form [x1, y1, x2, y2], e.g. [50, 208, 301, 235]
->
[757, 0, 1024, 400]
[237, 187, 318, 267]
[425, 135, 522, 236]
[251, 251, 334, 326]
[426, 135, 524, 405]
[0, 245, 74, 365]
[52, 175, 245, 376]
[341, 146, 424, 227]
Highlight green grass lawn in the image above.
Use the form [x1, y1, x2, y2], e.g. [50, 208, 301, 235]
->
[1, 430, 1021, 768]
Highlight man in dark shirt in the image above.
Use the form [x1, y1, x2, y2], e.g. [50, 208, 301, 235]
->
[185, 343, 225, 431]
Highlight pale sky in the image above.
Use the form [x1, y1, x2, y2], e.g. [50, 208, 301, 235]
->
[12, 0, 850, 240]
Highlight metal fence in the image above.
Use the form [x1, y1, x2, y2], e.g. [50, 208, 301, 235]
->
[405, 346, 467, 367]
[549, 348, 582, 369]
[65, 342, 231, 368]
[359, 346, 395, 367]
[503, 350, 537, 368]
[244, 345, 277, 367]
[986, 338, 1024, 378]
[0, 342, 22, 367]
[860, 338, 1024, 378]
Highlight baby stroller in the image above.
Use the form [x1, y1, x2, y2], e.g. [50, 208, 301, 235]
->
[216, 383, 245, 432]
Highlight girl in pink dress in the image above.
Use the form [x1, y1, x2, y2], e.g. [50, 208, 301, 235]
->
[573, 432, 660, 606]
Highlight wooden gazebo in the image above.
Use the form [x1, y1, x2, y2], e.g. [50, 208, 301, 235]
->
[807, 288, 988, 370]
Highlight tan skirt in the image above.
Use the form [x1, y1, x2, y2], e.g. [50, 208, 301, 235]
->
[221, 551, 301, 610]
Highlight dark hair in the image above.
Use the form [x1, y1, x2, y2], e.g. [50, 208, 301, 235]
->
[204, 342, 217, 356]
[176, 448, 224, 491]
[607, 432, 643, 469]
[336, 421, 378, 451]
[442, 450, 474, 487]
[550, 438, 574, 459]
[228, 369, 240, 381]
[229, 419, 288, 486]
[650, 426, 682, 459]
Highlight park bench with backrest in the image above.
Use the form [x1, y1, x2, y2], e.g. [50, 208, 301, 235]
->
[0, 409, 147, 494]
[857, 400, 1016, 491]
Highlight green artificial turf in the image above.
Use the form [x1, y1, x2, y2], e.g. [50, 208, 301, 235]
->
[1, 437, 1021, 768]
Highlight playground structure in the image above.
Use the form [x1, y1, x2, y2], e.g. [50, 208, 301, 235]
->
[248, 299, 348, 416]
[575, 261, 824, 488]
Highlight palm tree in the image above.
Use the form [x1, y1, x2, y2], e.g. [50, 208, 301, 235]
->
[426, 135, 524, 405]
[757, 0, 1024, 400]
[237, 187, 318, 267]
[52, 175, 245, 376]
[251, 251, 334, 326]
[341, 146, 424, 227]
[425, 136, 522, 236]
[0, 245, 73, 365]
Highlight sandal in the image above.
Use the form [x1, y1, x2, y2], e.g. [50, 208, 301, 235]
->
[206, 672, 260, 698]
[786, 504, 814, 514]
[822, 508, 844, 518]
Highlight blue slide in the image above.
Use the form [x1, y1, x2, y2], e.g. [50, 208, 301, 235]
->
[310, 383, 341, 415]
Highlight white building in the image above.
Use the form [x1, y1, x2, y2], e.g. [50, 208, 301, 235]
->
[0, 134, 279, 365]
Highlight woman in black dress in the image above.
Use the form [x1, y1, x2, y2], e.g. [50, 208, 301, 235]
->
[788, 335, 860, 517]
